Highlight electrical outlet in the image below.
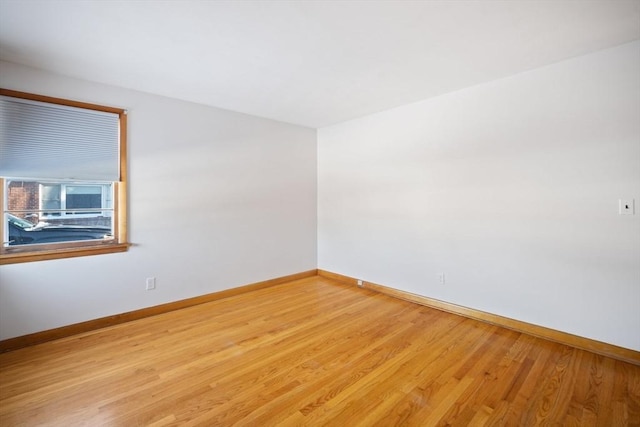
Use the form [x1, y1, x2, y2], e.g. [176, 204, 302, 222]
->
[145, 277, 156, 290]
[357, 279, 364, 287]
[438, 273, 445, 285]
[619, 199, 635, 215]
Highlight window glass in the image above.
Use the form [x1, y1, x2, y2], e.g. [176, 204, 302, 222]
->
[41, 183, 61, 216]
[5, 180, 114, 246]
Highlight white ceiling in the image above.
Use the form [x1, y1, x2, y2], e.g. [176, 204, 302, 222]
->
[0, 1, 639, 128]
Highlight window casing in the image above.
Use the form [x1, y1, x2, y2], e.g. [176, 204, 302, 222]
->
[0, 89, 128, 264]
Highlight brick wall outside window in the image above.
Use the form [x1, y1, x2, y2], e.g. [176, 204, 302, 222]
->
[6, 182, 111, 227]
[7, 181, 40, 224]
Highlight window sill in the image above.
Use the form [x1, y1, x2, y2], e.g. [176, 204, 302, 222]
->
[0, 243, 130, 265]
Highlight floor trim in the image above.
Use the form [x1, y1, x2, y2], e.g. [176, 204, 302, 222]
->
[317, 269, 640, 365]
[0, 269, 318, 353]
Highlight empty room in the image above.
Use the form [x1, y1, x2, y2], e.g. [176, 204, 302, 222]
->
[0, 0, 639, 425]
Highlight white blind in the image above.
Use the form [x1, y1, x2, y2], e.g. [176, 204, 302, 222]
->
[0, 95, 120, 181]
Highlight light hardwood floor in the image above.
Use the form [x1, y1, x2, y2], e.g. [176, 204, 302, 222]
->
[0, 276, 638, 426]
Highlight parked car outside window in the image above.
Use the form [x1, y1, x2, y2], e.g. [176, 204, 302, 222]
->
[7, 213, 112, 246]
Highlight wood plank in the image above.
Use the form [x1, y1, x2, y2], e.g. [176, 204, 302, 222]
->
[318, 269, 640, 365]
[0, 269, 318, 352]
[1, 276, 638, 425]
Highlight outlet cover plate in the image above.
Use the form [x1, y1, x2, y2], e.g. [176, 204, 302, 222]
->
[619, 199, 635, 215]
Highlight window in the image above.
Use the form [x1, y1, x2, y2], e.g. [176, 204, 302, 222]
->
[0, 89, 129, 264]
[40, 183, 112, 218]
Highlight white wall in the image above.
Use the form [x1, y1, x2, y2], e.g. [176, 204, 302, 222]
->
[0, 61, 317, 340]
[318, 41, 640, 351]
[2, 42, 639, 352]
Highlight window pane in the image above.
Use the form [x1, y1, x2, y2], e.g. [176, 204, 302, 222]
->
[41, 183, 61, 216]
[67, 193, 101, 209]
[4, 180, 114, 247]
[66, 185, 102, 213]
